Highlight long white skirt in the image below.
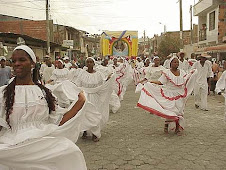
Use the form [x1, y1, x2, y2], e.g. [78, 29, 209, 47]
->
[0, 137, 86, 170]
[137, 70, 197, 130]
[46, 80, 102, 138]
[109, 90, 121, 113]
[81, 76, 114, 138]
[0, 81, 97, 169]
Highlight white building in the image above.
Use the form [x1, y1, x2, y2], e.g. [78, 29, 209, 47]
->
[193, 0, 226, 60]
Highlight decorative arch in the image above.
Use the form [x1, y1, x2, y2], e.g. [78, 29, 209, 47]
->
[100, 31, 138, 58]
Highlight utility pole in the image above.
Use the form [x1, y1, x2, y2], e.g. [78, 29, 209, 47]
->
[190, 5, 193, 44]
[179, 0, 183, 47]
[143, 30, 146, 54]
[143, 30, 146, 42]
[46, 0, 50, 55]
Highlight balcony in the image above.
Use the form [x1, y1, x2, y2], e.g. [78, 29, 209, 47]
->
[199, 29, 207, 41]
[194, 0, 213, 16]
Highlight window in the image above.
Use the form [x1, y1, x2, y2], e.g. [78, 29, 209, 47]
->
[209, 11, 215, 31]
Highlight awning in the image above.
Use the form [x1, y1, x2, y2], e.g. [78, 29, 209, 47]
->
[194, 44, 226, 53]
[205, 44, 226, 52]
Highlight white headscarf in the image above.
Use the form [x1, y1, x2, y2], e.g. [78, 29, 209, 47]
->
[85, 57, 95, 64]
[58, 59, 64, 65]
[169, 56, 179, 67]
[13, 45, 36, 63]
[153, 56, 159, 61]
[0, 56, 6, 61]
[145, 58, 150, 62]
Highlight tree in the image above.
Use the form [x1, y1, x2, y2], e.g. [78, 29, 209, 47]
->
[158, 35, 182, 59]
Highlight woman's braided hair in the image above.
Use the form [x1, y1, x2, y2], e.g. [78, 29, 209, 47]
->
[3, 50, 56, 128]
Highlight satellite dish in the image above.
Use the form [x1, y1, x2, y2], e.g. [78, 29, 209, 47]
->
[17, 37, 25, 45]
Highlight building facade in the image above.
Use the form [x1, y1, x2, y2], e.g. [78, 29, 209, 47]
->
[194, 0, 226, 60]
[0, 14, 100, 61]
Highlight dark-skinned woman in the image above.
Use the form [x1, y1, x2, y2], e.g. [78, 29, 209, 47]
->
[137, 56, 197, 136]
[0, 45, 87, 169]
[75, 57, 113, 142]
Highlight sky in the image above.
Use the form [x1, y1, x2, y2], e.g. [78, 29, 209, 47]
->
[0, 0, 199, 38]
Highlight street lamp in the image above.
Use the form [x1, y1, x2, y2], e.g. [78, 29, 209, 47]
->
[159, 22, 166, 33]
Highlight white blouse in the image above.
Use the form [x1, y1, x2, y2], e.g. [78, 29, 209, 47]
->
[96, 65, 114, 80]
[50, 68, 70, 84]
[0, 85, 66, 145]
[145, 65, 166, 81]
[75, 69, 105, 88]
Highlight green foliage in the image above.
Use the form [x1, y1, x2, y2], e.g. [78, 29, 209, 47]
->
[158, 35, 183, 59]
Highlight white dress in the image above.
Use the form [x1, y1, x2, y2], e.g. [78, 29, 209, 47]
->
[135, 65, 165, 93]
[215, 70, 226, 121]
[0, 85, 87, 170]
[96, 65, 121, 113]
[145, 65, 166, 81]
[50, 68, 70, 84]
[137, 69, 197, 130]
[75, 70, 113, 138]
[42, 66, 54, 84]
[68, 68, 83, 84]
[112, 63, 129, 101]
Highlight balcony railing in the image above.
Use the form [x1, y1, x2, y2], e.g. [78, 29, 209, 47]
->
[199, 29, 207, 41]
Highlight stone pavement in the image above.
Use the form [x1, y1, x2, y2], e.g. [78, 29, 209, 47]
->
[77, 84, 226, 170]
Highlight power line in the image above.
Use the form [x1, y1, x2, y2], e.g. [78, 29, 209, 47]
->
[0, 3, 45, 10]
[0, 0, 45, 4]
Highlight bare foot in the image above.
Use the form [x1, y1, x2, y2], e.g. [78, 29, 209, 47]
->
[164, 124, 168, 134]
[82, 131, 87, 139]
[92, 135, 99, 142]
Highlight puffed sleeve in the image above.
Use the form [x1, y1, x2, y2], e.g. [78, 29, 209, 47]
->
[0, 86, 10, 129]
[158, 70, 168, 85]
[215, 71, 226, 94]
[74, 70, 84, 87]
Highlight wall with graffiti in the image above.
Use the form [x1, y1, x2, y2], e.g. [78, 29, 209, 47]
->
[100, 30, 138, 57]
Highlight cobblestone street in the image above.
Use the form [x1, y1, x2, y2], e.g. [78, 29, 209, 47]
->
[77, 84, 226, 170]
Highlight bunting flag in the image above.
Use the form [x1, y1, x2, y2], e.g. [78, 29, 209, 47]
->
[116, 30, 127, 42]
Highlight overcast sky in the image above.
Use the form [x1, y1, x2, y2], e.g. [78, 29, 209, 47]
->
[0, 0, 199, 37]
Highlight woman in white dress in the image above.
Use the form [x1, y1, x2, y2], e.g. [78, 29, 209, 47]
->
[0, 45, 87, 170]
[68, 63, 82, 84]
[139, 58, 150, 81]
[137, 56, 197, 135]
[48, 59, 70, 84]
[96, 58, 121, 113]
[137, 56, 165, 88]
[42, 60, 54, 84]
[215, 62, 226, 122]
[112, 57, 126, 100]
[75, 57, 113, 142]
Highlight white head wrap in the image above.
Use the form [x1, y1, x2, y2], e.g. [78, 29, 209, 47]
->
[169, 56, 179, 66]
[58, 59, 64, 65]
[64, 56, 69, 60]
[153, 56, 159, 61]
[145, 58, 150, 62]
[0, 56, 6, 61]
[85, 57, 95, 64]
[13, 45, 36, 63]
